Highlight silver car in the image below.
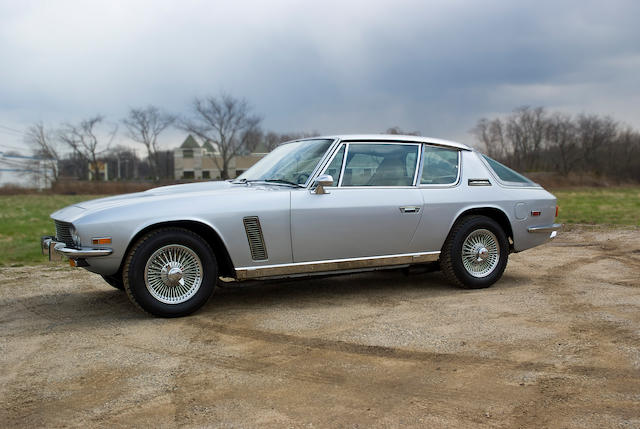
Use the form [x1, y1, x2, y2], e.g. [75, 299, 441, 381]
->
[41, 135, 561, 317]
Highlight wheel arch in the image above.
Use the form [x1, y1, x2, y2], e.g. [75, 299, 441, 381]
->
[450, 206, 514, 251]
[119, 220, 236, 278]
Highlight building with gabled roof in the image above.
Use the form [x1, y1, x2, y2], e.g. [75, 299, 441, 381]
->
[173, 134, 267, 180]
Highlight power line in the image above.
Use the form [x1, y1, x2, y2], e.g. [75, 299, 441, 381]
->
[0, 129, 23, 138]
[0, 143, 27, 152]
[0, 124, 23, 134]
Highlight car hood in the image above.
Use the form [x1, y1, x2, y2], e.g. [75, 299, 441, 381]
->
[51, 181, 286, 221]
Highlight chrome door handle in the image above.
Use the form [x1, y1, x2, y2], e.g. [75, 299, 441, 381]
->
[399, 206, 420, 213]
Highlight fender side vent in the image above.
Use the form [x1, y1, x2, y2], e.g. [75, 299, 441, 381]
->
[468, 178, 492, 186]
[243, 216, 268, 261]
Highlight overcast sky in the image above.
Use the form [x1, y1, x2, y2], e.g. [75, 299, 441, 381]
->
[1, 0, 639, 152]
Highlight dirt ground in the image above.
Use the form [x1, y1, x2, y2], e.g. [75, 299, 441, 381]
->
[1, 226, 639, 428]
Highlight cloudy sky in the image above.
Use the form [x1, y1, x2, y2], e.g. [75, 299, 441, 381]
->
[1, 0, 639, 152]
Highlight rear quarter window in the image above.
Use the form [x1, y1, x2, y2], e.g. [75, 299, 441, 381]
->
[481, 154, 534, 185]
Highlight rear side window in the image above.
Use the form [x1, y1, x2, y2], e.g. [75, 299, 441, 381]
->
[482, 154, 533, 184]
[421, 145, 459, 185]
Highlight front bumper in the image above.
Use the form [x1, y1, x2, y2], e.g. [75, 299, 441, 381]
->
[41, 236, 113, 261]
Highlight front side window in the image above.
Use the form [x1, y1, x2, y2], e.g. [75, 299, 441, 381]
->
[341, 143, 419, 187]
[421, 145, 459, 185]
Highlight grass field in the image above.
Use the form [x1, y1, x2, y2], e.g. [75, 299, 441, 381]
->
[0, 195, 104, 266]
[554, 187, 640, 226]
[0, 187, 638, 266]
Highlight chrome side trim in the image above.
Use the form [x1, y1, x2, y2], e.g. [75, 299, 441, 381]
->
[527, 223, 563, 233]
[235, 251, 440, 280]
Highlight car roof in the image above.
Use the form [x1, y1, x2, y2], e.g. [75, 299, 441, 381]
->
[299, 134, 472, 151]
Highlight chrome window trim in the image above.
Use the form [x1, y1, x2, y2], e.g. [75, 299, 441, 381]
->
[335, 141, 422, 188]
[418, 145, 462, 188]
[317, 143, 347, 187]
[338, 143, 349, 187]
[235, 250, 441, 280]
[296, 138, 340, 188]
[412, 143, 423, 186]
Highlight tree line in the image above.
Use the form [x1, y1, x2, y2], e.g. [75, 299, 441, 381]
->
[24, 94, 318, 182]
[23, 98, 640, 184]
[472, 106, 640, 182]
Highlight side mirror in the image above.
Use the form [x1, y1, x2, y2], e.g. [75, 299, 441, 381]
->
[313, 174, 334, 194]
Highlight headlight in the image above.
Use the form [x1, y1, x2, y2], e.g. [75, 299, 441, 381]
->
[69, 225, 82, 247]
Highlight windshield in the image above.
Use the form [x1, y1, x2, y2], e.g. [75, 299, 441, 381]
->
[236, 139, 333, 185]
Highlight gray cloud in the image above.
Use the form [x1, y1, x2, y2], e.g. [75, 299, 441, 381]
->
[1, 0, 639, 150]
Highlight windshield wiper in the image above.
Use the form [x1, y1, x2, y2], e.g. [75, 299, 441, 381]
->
[261, 179, 304, 187]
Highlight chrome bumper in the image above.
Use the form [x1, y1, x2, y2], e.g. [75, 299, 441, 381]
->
[41, 236, 113, 261]
[527, 223, 562, 239]
[527, 223, 563, 233]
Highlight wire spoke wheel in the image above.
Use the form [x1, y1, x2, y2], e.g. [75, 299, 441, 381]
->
[461, 228, 500, 278]
[144, 244, 203, 304]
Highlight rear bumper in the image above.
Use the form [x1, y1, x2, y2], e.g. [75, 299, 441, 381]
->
[41, 236, 113, 261]
[527, 223, 562, 240]
[527, 223, 563, 233]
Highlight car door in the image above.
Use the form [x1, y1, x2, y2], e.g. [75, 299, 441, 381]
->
[410, 144, 464, 252]
[290, 142, 424, 262]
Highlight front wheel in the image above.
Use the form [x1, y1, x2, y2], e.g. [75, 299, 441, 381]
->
[440, 215, 509, 289]
[123, 228, 217, 317]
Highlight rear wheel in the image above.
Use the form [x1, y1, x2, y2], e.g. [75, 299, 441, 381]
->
[123, 228, 217, 317]
[440, 215, 508, 289]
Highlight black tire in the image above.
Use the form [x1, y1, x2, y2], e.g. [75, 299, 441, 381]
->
[101, 274, 124, 291]
[440, 215, 509, 289]
[123, 228, 217, 317]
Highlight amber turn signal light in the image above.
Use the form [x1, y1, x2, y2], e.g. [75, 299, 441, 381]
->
[92, 237, 112, 245]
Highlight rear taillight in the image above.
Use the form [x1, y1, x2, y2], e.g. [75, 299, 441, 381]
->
[555, 205, 559, 217]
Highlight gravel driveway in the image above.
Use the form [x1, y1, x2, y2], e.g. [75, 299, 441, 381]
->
[1, 226, 639, 428]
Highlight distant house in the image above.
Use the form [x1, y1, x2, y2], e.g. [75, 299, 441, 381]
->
[174, 135, 267, 180]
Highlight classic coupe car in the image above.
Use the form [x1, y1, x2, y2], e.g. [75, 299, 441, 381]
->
[41, 135, 561, 317]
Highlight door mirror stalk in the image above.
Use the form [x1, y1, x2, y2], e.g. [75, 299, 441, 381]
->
[313, 174, 334, 194]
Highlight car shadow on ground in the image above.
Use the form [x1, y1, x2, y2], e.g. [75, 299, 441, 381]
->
[4, 268, 530, 323]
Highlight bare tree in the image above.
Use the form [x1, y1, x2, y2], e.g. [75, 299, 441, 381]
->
[241, 127, 264, 154]
[505, 106, 546, 170]
[385, 126, 420, 136]
[122, 106, 175, 180]
[179, 94, 262, 179]
[545, 113, 580, 176]
[575, 114, 617, 174]
[58, 115, 117, 180]
[263, 131, 282, 152]
[471, 118, 510, 161]
[24, 121, 60, 181]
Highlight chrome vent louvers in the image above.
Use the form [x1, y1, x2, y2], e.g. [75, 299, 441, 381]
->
[243, 216, 268, 261]
[54, 220, 75, 248]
